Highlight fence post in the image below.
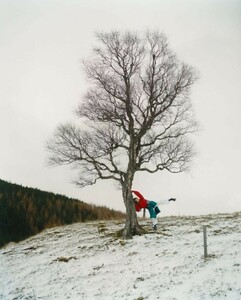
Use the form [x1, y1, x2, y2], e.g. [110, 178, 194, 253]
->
[203, 225, 208, 258]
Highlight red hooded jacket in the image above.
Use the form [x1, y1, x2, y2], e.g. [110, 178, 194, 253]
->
[132, 190, 148, 212]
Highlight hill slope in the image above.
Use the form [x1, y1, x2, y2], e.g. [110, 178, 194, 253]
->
[0, 179, 125, 247]
[1, 212, 241, 299]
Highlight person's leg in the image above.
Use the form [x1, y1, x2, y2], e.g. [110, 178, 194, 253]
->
[152, 217, 157, 230]
[154, 205, 161, 215]
[147, 201, 157, 229]
[148, 200, 161, 215]
[147, 202, 156, 218]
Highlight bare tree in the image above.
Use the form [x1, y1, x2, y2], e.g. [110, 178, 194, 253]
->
[47, 31, 198, 238]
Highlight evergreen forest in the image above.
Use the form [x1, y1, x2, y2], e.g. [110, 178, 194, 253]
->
[0, 179, 125, 247]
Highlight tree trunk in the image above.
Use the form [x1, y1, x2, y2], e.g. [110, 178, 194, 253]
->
[123, 202, 145, 238]
[122, 179, 145, 239]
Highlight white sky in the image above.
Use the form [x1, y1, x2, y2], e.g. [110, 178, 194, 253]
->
[0, 0, 241, 215]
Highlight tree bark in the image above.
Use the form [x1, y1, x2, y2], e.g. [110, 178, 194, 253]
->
[123, 202, 145, 238]
[121, 175, 145, 238]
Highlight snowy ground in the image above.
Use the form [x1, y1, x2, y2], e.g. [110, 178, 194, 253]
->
[1, 212, 241, 300]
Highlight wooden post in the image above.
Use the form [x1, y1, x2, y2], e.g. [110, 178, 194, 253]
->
[203, 225, 208, 258]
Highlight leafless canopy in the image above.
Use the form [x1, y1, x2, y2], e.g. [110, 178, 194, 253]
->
[47, 31, 198, 188]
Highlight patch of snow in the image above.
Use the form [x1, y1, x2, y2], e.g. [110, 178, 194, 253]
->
[1, 213, 241, 299]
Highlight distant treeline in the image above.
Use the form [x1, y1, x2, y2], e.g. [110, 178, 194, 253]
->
[0, 179, 125, 247]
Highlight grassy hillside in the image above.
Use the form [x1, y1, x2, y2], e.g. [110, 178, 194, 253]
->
[0, 179, 125, 247]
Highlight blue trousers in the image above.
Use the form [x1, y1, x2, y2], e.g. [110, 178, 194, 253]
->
[147, 201, 160, 218]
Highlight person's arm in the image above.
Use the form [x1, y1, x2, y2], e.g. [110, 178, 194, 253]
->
[135, 203, 141, 212]
[132, 190, 145, 201]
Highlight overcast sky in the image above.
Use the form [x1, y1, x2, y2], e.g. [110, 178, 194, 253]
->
[0, 0, 241, 216]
